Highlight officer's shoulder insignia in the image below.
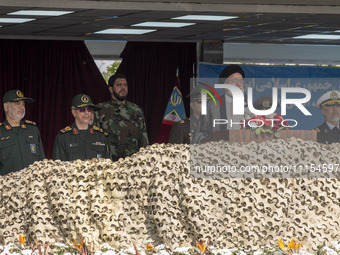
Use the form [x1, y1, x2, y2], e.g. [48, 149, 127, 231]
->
[25, 120, 36, 126]
[93, 125, 104, 133]
[314, 128, 320, 133]
[179, 120, 185, 124]
[104, 132, 109, 136]
[60, 126, 72, 134]
[0, 122, 2, 126]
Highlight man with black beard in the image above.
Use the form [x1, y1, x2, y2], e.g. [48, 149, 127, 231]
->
[0, 89, 45, 175]
[94, 73, 149, 161]
[314, 90, 340, 144]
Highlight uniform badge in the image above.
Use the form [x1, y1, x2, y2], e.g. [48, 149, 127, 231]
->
[97, 154, 102, 158]
[21, 124, 26, 129]
[90, 128, 94, 134]
[81, 95, 90, 103]
[73, 128, 78, 134]
[30, 144, 37, 154]
[330, 91, 339, 100]
[5, 125, 11, 130]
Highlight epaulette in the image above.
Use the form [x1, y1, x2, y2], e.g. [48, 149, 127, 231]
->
[25, 120, 36, 126]
[314, 128, 320, 133]
[104, 132, 109, 136]
[0, 123, 2, 126]
[60, 126, 72, 134]
[92, 125, 104, 133]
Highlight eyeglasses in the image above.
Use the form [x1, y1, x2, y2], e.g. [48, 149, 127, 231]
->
[77, 107, 94, 113]
[225, 78, 243, 85]
[193, 100, 202, 104]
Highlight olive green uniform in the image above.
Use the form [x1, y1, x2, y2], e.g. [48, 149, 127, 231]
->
[168, 116, 198, 144]
[52, 123, 110, 161]
[0, 119, 45, 175]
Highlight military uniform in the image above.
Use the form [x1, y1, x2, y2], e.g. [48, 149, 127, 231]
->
[0, 119, 45, 175]
[94, 99, 149, 161]
[168, 116, 198, 144]
[313, 90, 340, 144]
[53, 123, 109, 161]
[315, 122, 340, 144]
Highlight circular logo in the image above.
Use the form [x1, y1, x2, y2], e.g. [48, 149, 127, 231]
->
[330, 91, 339, 100]
[81, 95, 89, 103]
[263, 100, 270, 108]
[16, 90, 24, 98]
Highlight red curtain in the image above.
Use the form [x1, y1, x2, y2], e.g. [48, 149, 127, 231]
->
[117, 42, 197, 144]
[0, 39, 109, 158]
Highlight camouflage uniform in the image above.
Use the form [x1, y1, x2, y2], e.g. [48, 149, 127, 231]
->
[94, 99, 149, 161]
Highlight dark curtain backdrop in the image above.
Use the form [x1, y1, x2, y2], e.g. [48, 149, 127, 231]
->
[0, 39, 109, 159]
[117, 42, 197, 144]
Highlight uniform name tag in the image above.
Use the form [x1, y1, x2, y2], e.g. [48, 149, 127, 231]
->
[30, 143, 37, 154]
[97, 154, 102, 158]
[69, 143, 78, 147]
[92, 142, 105, 146]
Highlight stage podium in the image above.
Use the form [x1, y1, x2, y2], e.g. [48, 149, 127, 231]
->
[200, 130, 317, 143]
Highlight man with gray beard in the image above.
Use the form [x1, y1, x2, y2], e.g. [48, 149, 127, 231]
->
[314, 90, 340, 144]
[0, 90, 45, 175]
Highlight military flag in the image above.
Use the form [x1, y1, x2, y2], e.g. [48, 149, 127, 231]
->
[156, 78, 186, 143]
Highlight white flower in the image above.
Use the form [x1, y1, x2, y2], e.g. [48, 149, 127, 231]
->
[157, 249, 171, 255]
[173, 246, 191, 254]
[22, 249, 33, 255]
[322, 246, 338, 255]
[155, 244, 165, 250]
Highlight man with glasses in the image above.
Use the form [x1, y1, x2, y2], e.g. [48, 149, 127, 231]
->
[52, 94, 109, 161]
[192, 64, 246, 143]
[168, 87, 202, 144]
[314, 90, 340, 144]
[0, 89, 45, 175]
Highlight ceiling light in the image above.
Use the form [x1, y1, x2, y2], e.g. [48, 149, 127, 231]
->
[7, 10, 74, 16]
[172, 15, 238, 21]
[293, 34, 340, 40]
[95, 28, 156, 35]
[0, 18, 35, 23]
[132, 21, 195, 28]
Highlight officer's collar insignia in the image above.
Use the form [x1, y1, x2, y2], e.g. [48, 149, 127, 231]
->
[330, 91, 339, 100]
[81, 95, 89, 103]
[5, 125, 11, 130]
[21, 124, 26, 129]
[73, 128, 78, 134]
[90, 128, 94, 134]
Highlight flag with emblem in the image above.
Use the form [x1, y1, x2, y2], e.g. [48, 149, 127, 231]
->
[156, 75, 186, 143]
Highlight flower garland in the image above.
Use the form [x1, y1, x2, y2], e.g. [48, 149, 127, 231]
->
[242, 113, 290, 138]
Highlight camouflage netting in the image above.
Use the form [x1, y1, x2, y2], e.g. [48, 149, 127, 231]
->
[0, 138, 339, 252]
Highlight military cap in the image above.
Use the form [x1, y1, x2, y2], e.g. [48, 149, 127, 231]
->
[316, 90, 340, 108]
[72, 94, 100, 110]
[219, 64, 245, 84]
[187, 86, 204, 101]
[253, 95, 280, 110]
[3, 89, 35, 104]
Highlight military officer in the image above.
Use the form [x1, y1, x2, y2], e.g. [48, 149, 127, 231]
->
[53, 94, 110, 161]
[168, 87, 202, 144]
[314, 90, 340, 144]
[0, 89, 45, 175]
[94, 73, 149, 161]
